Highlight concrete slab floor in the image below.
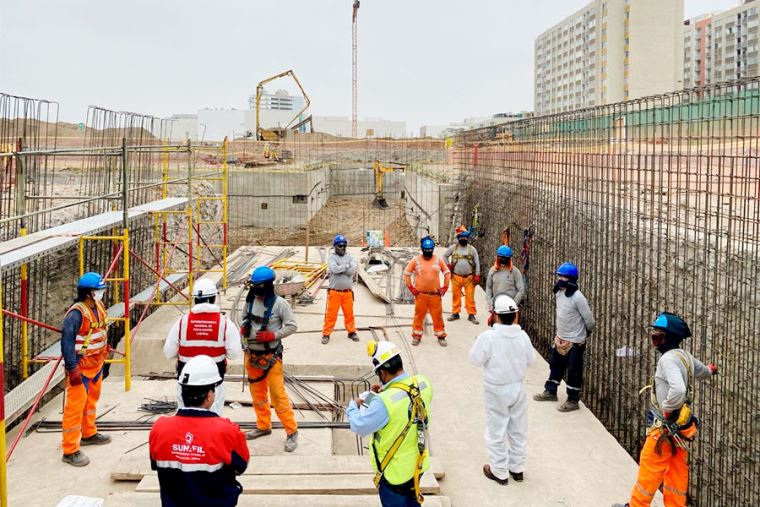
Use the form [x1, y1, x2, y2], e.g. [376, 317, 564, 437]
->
[6, 246, 663, 506]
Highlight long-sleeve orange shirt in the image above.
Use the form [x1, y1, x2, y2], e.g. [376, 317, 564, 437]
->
[404, 254, 451, 293]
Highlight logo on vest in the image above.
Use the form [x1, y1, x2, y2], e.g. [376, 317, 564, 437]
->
[185, 432, 193, 444]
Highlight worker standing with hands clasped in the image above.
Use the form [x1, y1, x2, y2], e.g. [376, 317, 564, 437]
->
[613, 313, 717, 507]
[404, 236, 451, 347]
[60, 272, 112, 467]
[444, 225, 481, 324]
[240, 266, 299, 452]
[322, 234, 359, 345]
[534, 262, 594, 412]
[150, 355, 250, 507]
[485, 245, 525, 326]
[346, 341, 433, 507]
[469, 295, 536, 486]
[163, 278, 241, 415]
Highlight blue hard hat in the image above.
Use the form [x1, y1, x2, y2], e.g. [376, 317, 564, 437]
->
[333, 234, 348, 246]
[78, 272, 107, 290]
[652, 312, 692, 340]
[496, 245, 513, 257]
[555, 262, 579, 279]
[421, 236, 435, 250]
[250, 266, 276, 284]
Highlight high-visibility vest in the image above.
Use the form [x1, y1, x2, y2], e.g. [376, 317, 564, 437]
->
[178, 310, 227, 362]
[67, 301, 108, 356]
[370, 374, 433, 485]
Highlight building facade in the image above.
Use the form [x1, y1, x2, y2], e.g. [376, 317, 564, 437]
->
[535, 0, 684, 115]
[684, 1, 760, 88]
[248, 89, 305, 112]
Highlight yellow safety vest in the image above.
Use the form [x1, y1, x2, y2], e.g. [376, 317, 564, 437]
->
[370, 374, 433, 486]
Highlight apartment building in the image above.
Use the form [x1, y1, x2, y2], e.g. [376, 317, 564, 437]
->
[684, 1, 760, 87]
[535, 0, 684, 115]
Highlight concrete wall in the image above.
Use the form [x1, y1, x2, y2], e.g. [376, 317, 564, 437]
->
[403, 171, 457, 243]
[329, 167, 403, 199]
[228, 168, 329, 228]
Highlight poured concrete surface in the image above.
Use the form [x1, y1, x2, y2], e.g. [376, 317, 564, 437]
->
[6, 246, 662, 506]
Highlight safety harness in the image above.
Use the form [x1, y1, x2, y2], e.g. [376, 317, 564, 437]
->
[372, 377, 429, 504]
[451, 245, 477, 275]
[244, 296, 282, 383]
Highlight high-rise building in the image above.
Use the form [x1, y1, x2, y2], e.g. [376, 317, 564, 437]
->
[684, 1, 759, 88]
[534, 0, 684, 115]
[248, 88, 305, 112]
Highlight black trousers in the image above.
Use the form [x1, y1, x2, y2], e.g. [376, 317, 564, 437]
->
[544, 342, 585, 401]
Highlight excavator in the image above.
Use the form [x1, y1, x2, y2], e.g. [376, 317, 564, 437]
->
[372, 160, 406, 208]
[255, 69, 313, 141]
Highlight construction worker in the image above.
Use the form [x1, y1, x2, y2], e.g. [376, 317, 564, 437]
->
[404, 236, 451, 347]
[613, 313, 717, 507]
[150, 355, 250, 507]
[485, 246, 525, 326]
[444, 225, 480, 324]
[346, 341, 433, 507]
[60, 272, 112, 467]
[239, 266, 299, 452]
[322, 234, 359, 345]
[533, 262, 595, 412]
[163, 278, 242, 414]
[469, 295, 536, 486]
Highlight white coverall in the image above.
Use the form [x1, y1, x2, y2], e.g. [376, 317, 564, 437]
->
[469, 322, 536, 480]
[164, 303, 242, 415]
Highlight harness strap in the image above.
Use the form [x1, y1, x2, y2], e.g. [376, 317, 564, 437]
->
[247, 344, 283, 383]
[451, 246, 476, 273]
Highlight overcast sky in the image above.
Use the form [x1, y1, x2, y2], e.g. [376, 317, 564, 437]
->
[0, 0, 741, 133]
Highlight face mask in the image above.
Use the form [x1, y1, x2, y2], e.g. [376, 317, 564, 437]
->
[335, 245, 346, 256]
[93, 289, 106, 301]
[498, 257, 511, 266]
[422, 250, 433, 259]
[252, 285, 268, 297]
[458, 239, 468, 246]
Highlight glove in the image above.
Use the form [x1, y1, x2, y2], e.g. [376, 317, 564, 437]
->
[68, 367, 83, 386]
[407, 285, 420, 297]
[370, 384, 381, 393]
[473, 275, 481, 284]
[240, 325, 251, 338]
[102, 363, 111, 380]
[439, 286, 448, 296]
[447, 264, 454, 272]
[707, 363, 718, 375]
[255, 330, 276, 343]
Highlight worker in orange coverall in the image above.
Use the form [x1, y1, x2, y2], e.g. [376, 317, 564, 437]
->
[321, 234, 358, 345]
[404, 236, 451, 347]
[60, 272, 113, 467]
[612, 312, 718, 507]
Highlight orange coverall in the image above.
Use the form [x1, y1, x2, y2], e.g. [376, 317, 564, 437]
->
[322, 289, 356, 336]
[404, 254, 451, 339]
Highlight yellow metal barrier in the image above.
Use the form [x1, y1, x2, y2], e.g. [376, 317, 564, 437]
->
[0, 276, 8, 507]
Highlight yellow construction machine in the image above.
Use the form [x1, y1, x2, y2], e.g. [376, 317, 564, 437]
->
[255, 69, 313, 141]
[373, 160, 406, 208]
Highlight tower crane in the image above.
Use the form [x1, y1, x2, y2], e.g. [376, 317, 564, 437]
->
[352, 0, 359, 138]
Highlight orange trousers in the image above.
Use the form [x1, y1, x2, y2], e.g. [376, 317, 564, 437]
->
[629, 426, 696, 507]
[62, 351, 106, 455]
[246, 353, 298, 435]
[412, 293, 446, 339]
[451, 274, 476, 316]
[322, 289, 356, 336]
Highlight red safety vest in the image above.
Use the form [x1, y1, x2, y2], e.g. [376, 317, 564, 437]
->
[66, 301, 108, 356]
[177, 311, 227, 363]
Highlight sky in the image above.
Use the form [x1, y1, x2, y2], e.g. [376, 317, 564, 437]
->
[0, 0, 741, 134]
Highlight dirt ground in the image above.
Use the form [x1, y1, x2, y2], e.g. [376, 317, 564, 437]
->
[230, 197, 418, 250]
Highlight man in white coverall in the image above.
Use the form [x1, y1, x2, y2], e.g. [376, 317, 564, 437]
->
[469, 294, 536, 485]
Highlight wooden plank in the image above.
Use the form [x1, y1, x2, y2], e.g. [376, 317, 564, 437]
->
[356, 263, 391, 303]
[136, 472, 441, 495]
[105, 492, 451, 507]
[113, 453, 445, 481]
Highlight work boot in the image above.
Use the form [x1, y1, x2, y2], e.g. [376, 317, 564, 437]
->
[246, 428, 272, 440]
[482, 464, 508, 485]
[533, 390, 558, 402]
[284, 431, 298, 453]
[81, 432, 112, 446]
[62, 450, 90, 467]
[437, 338, 448, 347]
[468, 314, 479, 325]
[557, 400, 580, 412]
[509, 471, 524, 482]
[321, 335, 330, 345]
[347, 332, 359, 342]
[412, 337, 421, 346]
[447, 314, 460, 321]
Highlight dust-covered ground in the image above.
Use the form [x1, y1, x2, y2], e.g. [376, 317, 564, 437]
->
[230, 197, 418, 250]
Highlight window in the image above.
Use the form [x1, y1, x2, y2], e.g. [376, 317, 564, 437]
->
[261, 203, 268, 210]
[292, 195, 307, 204]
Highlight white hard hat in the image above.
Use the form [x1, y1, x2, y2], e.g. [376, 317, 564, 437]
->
[192, 278, 218, 298]
[178, 355, 222, 387]
[494, 295, 518, 314]
[367, 341, 402, 372]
